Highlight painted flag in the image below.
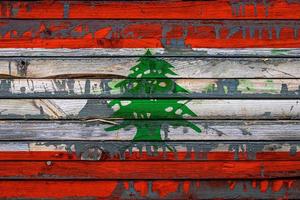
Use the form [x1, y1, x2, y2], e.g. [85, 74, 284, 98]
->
[0, 0, 299, 199]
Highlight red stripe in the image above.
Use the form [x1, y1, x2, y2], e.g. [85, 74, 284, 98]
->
[0, 161, 298, 179]
[1, 1, 300, 19]
[1, 20, 299, 48]
[0, 152, 298, 161]
[0, 180, 298, 198]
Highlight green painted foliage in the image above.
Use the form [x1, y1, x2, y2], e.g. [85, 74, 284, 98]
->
[105, 50, 201, 141]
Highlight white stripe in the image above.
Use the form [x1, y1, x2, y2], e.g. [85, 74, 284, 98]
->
[0, 48, 298, 57]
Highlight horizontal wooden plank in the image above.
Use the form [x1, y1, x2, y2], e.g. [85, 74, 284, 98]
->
[2, 57, 300, 78]
[1, 48, 300, 57]
[1, 20, 300, 48]
[1, 79, 300, 98]
[0, 180, 298, 199]
[1, 151, 299, 162]
[0, 160, 299, 179]
[0, 99, 299, 120]
[1, 120, 300, 140]
[0, 141, 299, 161]
[1, 0, 300, 20]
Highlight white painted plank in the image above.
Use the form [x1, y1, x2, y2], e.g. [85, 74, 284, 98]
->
[0, 99, 298, 119]
[0, 48, 298, 57]
[0, 120, 299, 140]
[0, 57, 300, 78]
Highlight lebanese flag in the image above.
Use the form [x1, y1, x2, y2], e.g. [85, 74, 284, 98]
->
[0, 0, 299, 199]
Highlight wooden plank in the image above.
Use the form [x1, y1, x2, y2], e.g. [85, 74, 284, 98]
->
[1, 57, 300, 78]
[1, 79, 299, 98]
[0, 120, 300, 140]
[1, 20, 300, 48]
[0, 48, 299, 57]
[1, 0, 300, 20]
[0, 160, 298, 179]
[0, 180, 298, 199]
[0, 141, 299, 161]
[0, 99, 298, 120]
[0, 151, 299, 162]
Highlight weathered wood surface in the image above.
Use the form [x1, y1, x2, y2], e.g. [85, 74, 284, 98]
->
[1, 151, 299, 162]
[1, 20, 300, 48]
[2, 57, 300, 78]
[1, 0, 300, 19]
[1, 48, 300, 57]
[1, 78, 300, 98]
[0, 160, 298, 179]
[2, 2, 300, 199]
[0, 180, 298, 199]
[0, 99, 298, 119]
[1, 120, 300, 140]
[0, 141, 299, 161]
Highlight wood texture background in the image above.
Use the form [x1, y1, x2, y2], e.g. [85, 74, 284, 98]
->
[0, 0, 300, 199]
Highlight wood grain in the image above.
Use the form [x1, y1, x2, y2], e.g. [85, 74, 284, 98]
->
[0, 180, 298, 199]
[0, 141, 298, 161]
[1, 1, 300, 199]
[0, 120, 300, 140]
[0, 99, 298, 119]
[0, 151, 299, 162]
[0, 160, 298, 179]
[0, 48, 299, 57]
[1, 20, 300, 48]
[1, 0, 300, 19]
[2, 57, 300, 78]
[1, 78, 299, 98]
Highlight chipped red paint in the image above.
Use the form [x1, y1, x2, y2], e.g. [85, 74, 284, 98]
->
[0, 151, 299, 161]
[1, 0, 300, 19]
[0, 20, 300, 48]
[0, 180, 299, 199]
[0, 161, 299, 179]
[2, 1, 300, 199]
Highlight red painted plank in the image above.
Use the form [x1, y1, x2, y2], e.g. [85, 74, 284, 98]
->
[0, 20, 299, 48]
[0, 152, 298, 161]
[1, 1, 300, 19]
[0, 161, 299, 179]
[0, 180, 298, 199]
[0, 152, 77, 161]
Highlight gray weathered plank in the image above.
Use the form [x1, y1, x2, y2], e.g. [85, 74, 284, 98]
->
[0, 99, 299, 119]
[0, 48, 299, 57]
[0, 79, 299, 98]
[0, 120, 300, 140]
[0, 57, 300, 78]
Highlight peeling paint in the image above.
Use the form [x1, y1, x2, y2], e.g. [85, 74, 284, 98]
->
[63, 2, 70, 18]
[108, 180, 299, 199]
[0, 20, 299, 49]
[15, 60, 29, 77]
[230, 0, 271, 17]
[37, 141, 300, 161]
